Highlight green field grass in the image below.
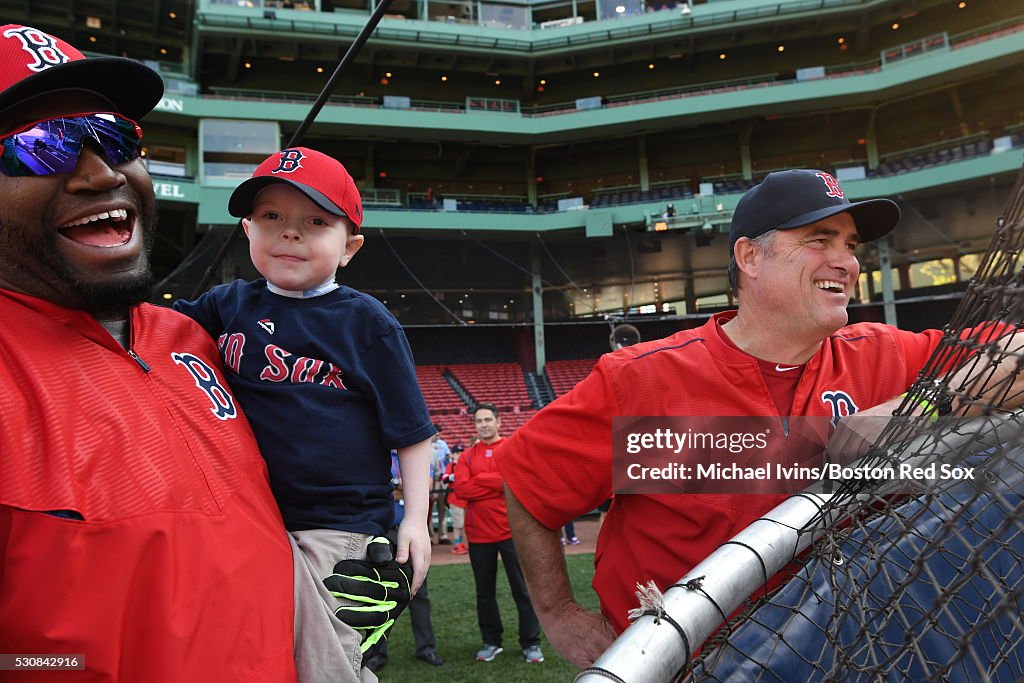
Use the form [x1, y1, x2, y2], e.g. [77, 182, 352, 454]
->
[374, 552, 599, 682]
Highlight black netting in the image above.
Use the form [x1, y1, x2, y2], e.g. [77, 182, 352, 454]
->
[153, 225, 258, 303]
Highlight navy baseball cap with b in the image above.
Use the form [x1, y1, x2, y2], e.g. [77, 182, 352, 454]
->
[0, 24, 163, 119]
[229, 147, 364, 233]
[729, 170, 900, 253]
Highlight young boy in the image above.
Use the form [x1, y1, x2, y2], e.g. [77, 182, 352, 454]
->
[175, 147, 434, 682]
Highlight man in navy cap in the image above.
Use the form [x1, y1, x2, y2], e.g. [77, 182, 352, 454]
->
[494, 169, 970, 667]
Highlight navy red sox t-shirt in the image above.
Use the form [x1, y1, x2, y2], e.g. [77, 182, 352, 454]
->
[176, 280, 435, 535]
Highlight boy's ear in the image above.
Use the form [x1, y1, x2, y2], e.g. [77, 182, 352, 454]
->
[340, 233, 364, 268]
[240, 217, 252, 237]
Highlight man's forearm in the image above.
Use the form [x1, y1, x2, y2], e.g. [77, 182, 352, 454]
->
[504, 483, 619, 668]
[954, 336, 1024, 413]
[504, 484, 576, 621]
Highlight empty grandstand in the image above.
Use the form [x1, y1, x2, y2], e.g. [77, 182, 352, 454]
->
[12, 3, 1024, 430]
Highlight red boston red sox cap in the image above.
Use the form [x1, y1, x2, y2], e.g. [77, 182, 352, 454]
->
[729, 169, 900, 253]
[0, 24, 163, 120]
[228, 147, 364, 233]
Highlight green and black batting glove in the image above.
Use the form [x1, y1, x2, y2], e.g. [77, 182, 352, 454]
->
[322, 536, 413, 661]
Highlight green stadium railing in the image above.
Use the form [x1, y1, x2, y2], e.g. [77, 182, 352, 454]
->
[192, 14, 1023, 124]
[196, 0, 935, 56]
[878, 132, 992, 164]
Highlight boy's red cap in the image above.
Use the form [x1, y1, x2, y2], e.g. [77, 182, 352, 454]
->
[228, 147, 364, 233]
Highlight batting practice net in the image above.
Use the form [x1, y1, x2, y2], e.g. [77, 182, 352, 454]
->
[579, 164, 1024, 683]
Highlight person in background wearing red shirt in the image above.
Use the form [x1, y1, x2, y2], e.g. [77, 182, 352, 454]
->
[442, 446, 469, 554]
[453, 403, 544, 664]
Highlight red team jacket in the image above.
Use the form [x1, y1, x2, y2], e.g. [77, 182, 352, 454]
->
[497, 310, 956, 632]
[453, 438, 510, 543]
[0, 290, 296, 682]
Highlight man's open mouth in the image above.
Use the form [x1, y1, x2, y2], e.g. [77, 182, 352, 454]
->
[814, 280, 845, 294]
[58, 209, 132, 247]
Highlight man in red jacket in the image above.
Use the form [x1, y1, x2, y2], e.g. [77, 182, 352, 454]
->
[0, 24, 299, 681]
[453, 403, 544, 664]
[496, 169, 1023, 669]
[0, 24, 406, 682]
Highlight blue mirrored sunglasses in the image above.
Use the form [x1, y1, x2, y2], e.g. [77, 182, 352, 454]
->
[0, 112, 143, 177]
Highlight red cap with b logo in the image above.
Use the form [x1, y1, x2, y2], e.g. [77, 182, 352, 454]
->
[228, 147, 364, 233]
[0, 24, 162, 120]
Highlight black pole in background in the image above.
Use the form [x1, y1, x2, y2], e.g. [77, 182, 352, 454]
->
[190, 0, 396, 299]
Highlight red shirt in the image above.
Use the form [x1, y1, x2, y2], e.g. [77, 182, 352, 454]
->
[497, 310, 949, 632]
[716, 318, 806, 415]
[0, 291, 296, 682]
[444, 459, 466, 508]
[453, 438, 510, 543]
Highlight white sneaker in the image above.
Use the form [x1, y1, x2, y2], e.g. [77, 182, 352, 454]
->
[523, 645, 544, 663]
[476, 644, 503, 662]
